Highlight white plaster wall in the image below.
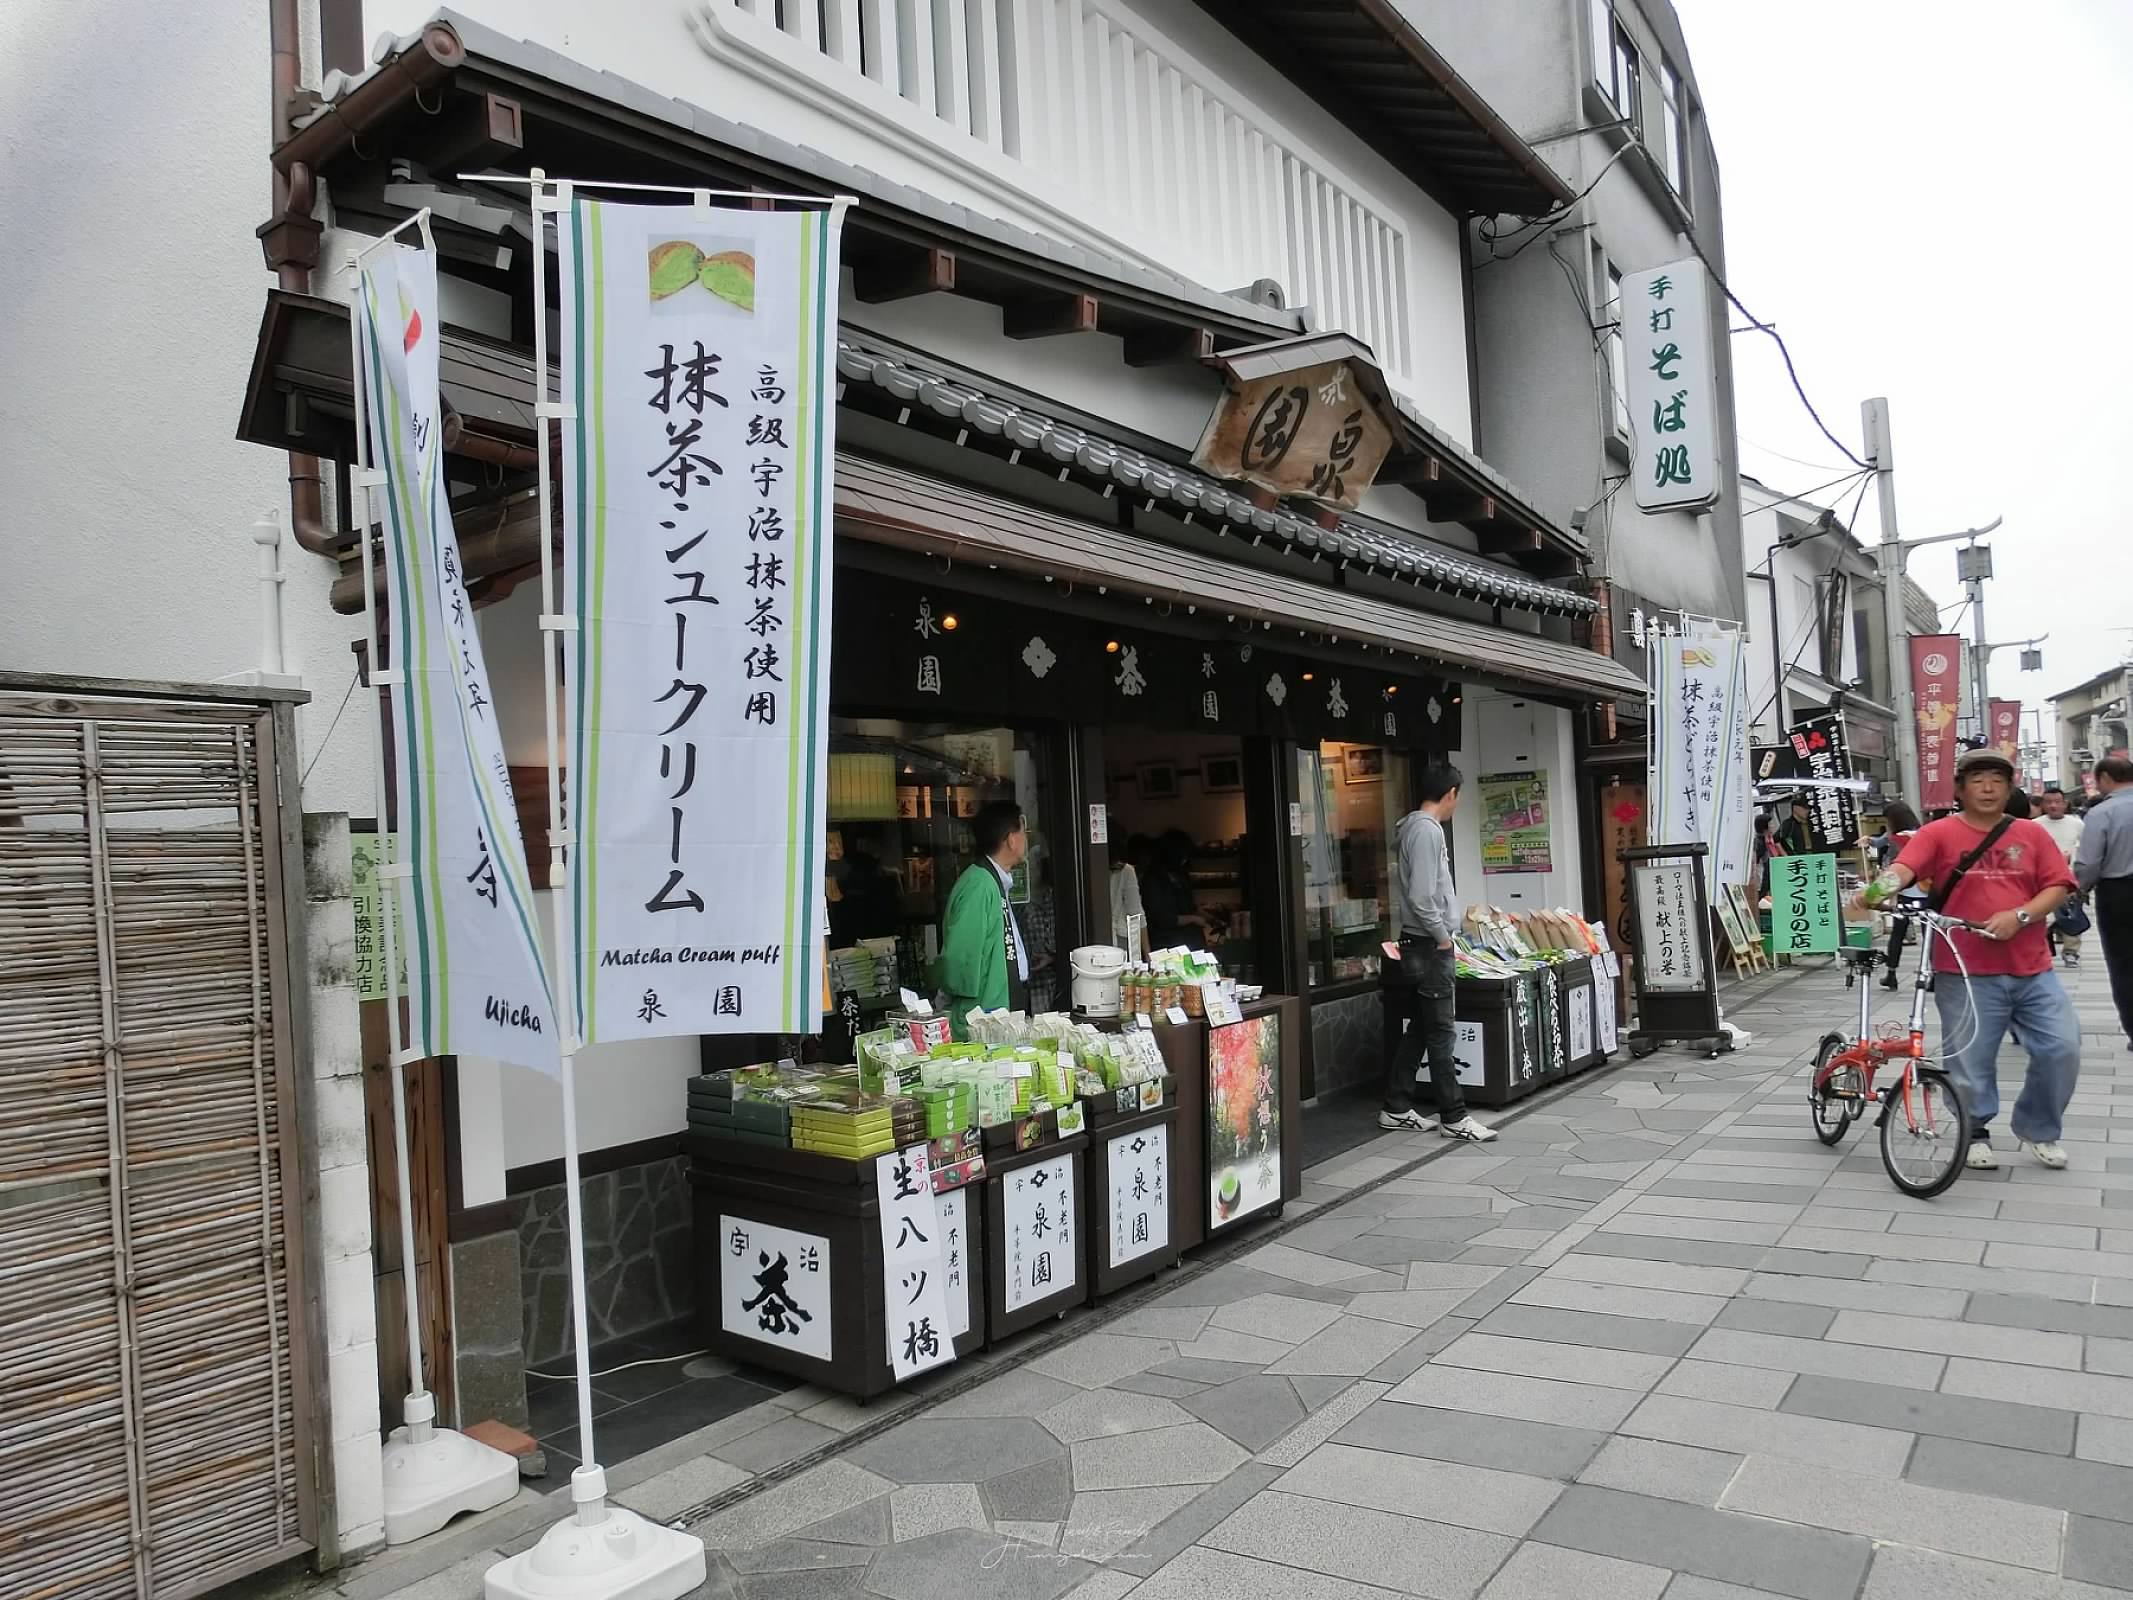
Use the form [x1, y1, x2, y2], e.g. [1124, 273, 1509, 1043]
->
[0, 1, 384, 1555]
[1449, 691, 1584, 918]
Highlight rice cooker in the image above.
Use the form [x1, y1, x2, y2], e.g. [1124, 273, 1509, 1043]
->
[1069, 945, 1128, 1017]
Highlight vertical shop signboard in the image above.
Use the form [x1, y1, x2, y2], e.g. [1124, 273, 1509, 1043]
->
[875, 1143, 955, 1381]
[1002, 1153, 1077, 1313]
[1786, 714, 1858, 851]
[1909, 636, 1963, 813]
[1207, 1013, 1282, 1230]
[1990, 699, 2023, 765]
[1651, 622, 1752, 897]
[1106, 1124, 1170, 1269]
[1770, 854, 1841, 955]
[355, 241, 558, 1072]
[350, 830, 407, 1003]
[719, 1216, 833, 1362]
[559, 197, 843, 1041]
[1622, 258, 1721, 511]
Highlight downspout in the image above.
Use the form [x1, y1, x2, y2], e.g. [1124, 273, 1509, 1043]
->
[266, 0, 334, 556]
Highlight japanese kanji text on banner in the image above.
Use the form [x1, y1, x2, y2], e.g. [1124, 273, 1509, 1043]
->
[559, 198, 841, 1042]
[1908, 635, 1963, 813]
[356, 242, 559, 1073]
[1650, 620, 1752, 892]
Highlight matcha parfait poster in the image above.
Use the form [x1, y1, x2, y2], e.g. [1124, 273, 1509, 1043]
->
[1207, 1013, 1282, 1231]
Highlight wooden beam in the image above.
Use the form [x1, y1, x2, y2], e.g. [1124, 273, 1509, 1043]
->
[1003, 291, 1099, 339]
[1122, 325, 1215, 367]
[1425, 489, 1486, 525]
[1474, 524, 1544, 556]
[852, 246, 955, 304]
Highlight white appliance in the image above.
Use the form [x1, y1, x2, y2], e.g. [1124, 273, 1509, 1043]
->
[1070, 945, 1128, 1017]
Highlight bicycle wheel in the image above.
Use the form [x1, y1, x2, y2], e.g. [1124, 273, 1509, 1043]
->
[1808, 1033, 1862, 1147]
[1880, 1066, 1970, 1198]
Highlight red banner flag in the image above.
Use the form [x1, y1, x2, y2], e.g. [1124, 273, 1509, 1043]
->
[1989, 699, 2022, 765]
[1909, 635, 1963, 812]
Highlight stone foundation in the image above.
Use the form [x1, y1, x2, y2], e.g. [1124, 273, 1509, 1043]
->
[450, 1229, 529, 1429]
[1309, 989, 1387, 1098]
[517, 1155, 694, 1365]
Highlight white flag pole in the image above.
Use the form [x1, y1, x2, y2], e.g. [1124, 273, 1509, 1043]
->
[486, 170, 706, 1600]
[350, 214, 522, 1545]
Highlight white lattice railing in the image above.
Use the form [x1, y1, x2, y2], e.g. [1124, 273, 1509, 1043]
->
[697, 0, 1416, 384]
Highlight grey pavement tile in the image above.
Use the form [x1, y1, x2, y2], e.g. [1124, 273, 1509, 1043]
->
[1530, 1485, 1870, 1600]
[1435, 1331, 1675, 1392]
[1176, 1376, 1306, 1451]
[1984, 1240, 2133, 1280]
[2066, 1515, 2133, 1590]
[1548, 1254, 1753, 1297]
[1366, 1319, 1477, 1384]
[1577, 1436, 1742, 1507]
[1477, 1543, 1669, 1600]
[1749, 1246, 1872, 1281]
[1652, 1361, 1795, 1410]
[1603, 1214, 1788, 1247]
[790, 1495, 892, 1546]
[1277, 1440, 1563, 1535]
[1743, 1272, 1969, 1319]
[1289, 1375, 1355, 1408]
[1277, 1214, 1387, 1252]
[1784, 1374, 2075, 1453]
[983, 1455, 1076, 1522]
[1211, 1293, 1348, 1346]
[1858, 1544, 2129, 1600]
[714, 1416, 842, 1474]
[1253, 1379, 1386, 1469]
[1203, 1488, 1516, 1600]
[1720, 1453, 2065, 1571]
[1265, 1315, 1425, 1378]
[1713, 1298, 1835, 1338]
[1040, 1388, 1194, 1444]
[1827, 1308, 2083, 1368]
[1107, 1305, 1218, 1342]
[1157, 1264, 1358, 1309]
[1907, 1434, 2133, 1524]
[1126, 1544, 1402, 1600]
[691, 1460, 896, 1549]
[1999, 1198, 2133, 1229]
[1344, 1288, 1476, 1329]
[1943, 1356, 2133, 1419]
[1781, 1224, 1983, 1263]
[1476, 1302, 1701, 1357]
[1148, 1357, 1270, 1385]
[1365, 1215, 1502, 1243]
[1111, 1461, 1279, 1579]
[1892, 1211, 2101, 1249]
[1173, 1328, 1305, 1367]
[889, 1481, 990, 1542]
[1572, 1231, 1771, 1272]
[1620, 1395, 1913, 1477]
[1519, 1173, 1638, 1204]
[1033, 1334, 1182, 1390]
[1061, 1571, 1136, 1600]
[1662, 1579, 1793, 1600]
[2088, 1336, 2133, 1376]
[1333, 1400, 1607, 1479]
[1069, 1422, 1249, 1490]
[2080, 1414, 2133, 1467]
[1114, 1373, 1213, 1399]
[1243, 1243, 1385, 1287]
[1328, 1235, 1479, 1269]
[1387, 1365, 1643, 1431]
[932, 1368, 1086, 1420]
[1455, 1246, 1539, 1266]
[1967, 1292, 2133, 1341]
[1645, 1164, 1840, 1189]
[1382, 1193, 1500, 1219]
[1463, 1228, 1563, 1253]
[1060, 1485, 1203, 1563]
[731, 1566, 869, 1600]
[1686, 1327, 1944, 1391]
[866, 1527, 1096, 1600]
[613, 1455, 752, 1521]
[723, 1538, 873, 1573]
[845, 1417, 1063, 1485]
[1512, 1276, 1727, 1325]
[1649, 1180, 1823, 1206]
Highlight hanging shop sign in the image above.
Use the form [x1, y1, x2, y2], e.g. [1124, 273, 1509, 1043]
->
[1908, 636, 1963, 812]
[1770, 853, 1841, 955]
[355, 242, 558, 1071]
[1192, 335, 1400, 511]
[1989, 699, 2022, 765]
[1650, 621, 1752, 893]
[1622, 258, 1720, 512]
[719, 1215, 833, 1361]
[1786, 714, 1858, 851]
[560, 197, 843, 1041]
[1479, 769, 1553, 873]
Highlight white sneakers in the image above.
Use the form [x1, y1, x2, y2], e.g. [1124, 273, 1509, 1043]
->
[1376, 1109, 1499, 1143]
[2022, 1140, 2070, 1170]
[1440, 1115, 1499, 1143]
[1378, 1109, 1431, 1132]
[1966, 1141, 2000, 1170]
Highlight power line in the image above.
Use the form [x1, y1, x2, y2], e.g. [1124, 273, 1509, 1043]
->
[1747, 472, 1875, 729]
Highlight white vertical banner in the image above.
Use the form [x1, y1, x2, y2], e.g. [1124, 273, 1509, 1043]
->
[355, 241, 559, 1073]
[558, 195, 842, 1042]
[875, 1144, 955, 1381]
[1650, 619, 1752, 894]
[1622, 257, 1720, 512]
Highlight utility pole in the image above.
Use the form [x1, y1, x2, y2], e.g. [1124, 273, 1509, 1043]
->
[1865, 399, 1918, 804]
[1960, 540, 1994, 735]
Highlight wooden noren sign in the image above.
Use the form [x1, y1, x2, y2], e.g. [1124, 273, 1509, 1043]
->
[1193, 359, 1397, 511]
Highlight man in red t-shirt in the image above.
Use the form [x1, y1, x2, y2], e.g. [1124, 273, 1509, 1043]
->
[1858, 748, 2080, 1169]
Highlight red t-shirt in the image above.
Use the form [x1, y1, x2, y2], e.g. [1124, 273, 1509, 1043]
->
[1894, 815, 2075, 976]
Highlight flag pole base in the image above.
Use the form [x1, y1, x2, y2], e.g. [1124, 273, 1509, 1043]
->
[485, 1466, 706, 1600]
[381, 1394, 520, 1545]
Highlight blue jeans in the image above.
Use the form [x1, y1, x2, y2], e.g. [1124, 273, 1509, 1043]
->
[1933, 971, 2081, 1144]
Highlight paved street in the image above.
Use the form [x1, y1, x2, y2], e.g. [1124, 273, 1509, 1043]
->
[334, 958, 2133, 1600]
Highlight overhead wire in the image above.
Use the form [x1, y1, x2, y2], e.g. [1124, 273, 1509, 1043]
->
[1746, 470, 1875, 729]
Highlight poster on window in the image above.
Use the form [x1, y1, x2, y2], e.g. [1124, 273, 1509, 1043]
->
[1106, 1124, 1170, 1268]
[1002, 1153, 1077, 1313]
[558, 194, 842, 1043]
[1208, 1013, 1283, 1230]
[719, 1216, 832, 1361]
[1479, 770, 1553, 873]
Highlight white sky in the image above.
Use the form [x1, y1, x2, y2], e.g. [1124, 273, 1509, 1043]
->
[1673, 0, 2133, 717]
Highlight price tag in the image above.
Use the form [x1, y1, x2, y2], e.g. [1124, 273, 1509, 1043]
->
[1288, 801, 1303, 837]
[1057, 1050, 1075, 1074]
[899, 988, 930, 1015]
[1055, 1102, 1086, 1136]
[1004, 1060, 1035, 1079]
[1138, 1081, 1163, 1111]
[1165, 1005, 1188, 1026]
[1136, 1012, 1154, 1031]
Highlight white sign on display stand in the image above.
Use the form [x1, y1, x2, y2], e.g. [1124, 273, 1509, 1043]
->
[1569, 985, 1594, 1063]
[1634, 861, 1706, 992]
[1002, 1153, 1077, 1312]
[1106, 1124, 1170, 1268]
[875, 1144, 955, 1381]
[1452, 1020, 1487, 1088]
[719, 1216, 833, 1362]
[937, 1189, 971, 1343]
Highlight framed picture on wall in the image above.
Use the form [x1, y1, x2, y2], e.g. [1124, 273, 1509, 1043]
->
[1201, 754, 1244, 793]
[1342, 746, 1386, 785]
[1138, 762, 1179, 800]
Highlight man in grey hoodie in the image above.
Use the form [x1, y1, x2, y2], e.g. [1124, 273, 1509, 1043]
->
[1382, 762, 1497, 1142]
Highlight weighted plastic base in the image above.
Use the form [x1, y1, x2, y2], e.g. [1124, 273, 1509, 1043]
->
[381, 1424, 521, 1545]
[484, 1483, 706, 1600]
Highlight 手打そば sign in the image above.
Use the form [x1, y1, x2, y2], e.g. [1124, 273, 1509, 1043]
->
[1621, 258, 1720, 512]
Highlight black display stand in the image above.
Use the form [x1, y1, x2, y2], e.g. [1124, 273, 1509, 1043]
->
[1082, 1104, 1183, 1301]
[982, 1133, 1091, 1338]
[1620, 842, 1729, 1058]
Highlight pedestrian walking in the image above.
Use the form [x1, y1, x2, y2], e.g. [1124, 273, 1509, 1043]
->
[2075, 755, 2133, 1050]
[2037, 785, 2088, 967]
[1858, 748, 2080, 1169]
[1381, 762, 1496, 1143]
